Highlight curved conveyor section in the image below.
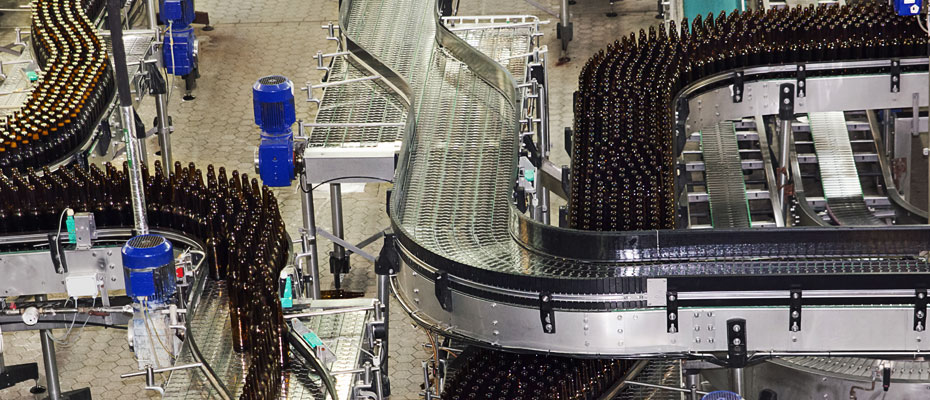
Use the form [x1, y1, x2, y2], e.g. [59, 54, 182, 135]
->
[330, 0, 930, 355]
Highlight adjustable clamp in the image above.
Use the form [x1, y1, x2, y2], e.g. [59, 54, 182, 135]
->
[890, 59, 901, 93]
[732, 70, 744, 103]
[796, 65, 806, 98]
[915, 289, 927, 332]
[789, 288, 802, 332]
[540, 292, 555, 334]
[434, 272, 453, 312]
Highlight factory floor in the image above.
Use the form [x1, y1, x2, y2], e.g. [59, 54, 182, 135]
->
[0, 0, 659, 398]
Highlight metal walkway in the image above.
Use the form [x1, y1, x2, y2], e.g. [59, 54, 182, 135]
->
[700, 121, 751, 228]
[807, 112, 883, 226]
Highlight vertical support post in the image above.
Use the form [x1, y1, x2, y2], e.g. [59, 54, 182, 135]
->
[36, 295, 61, 400]
[299, 173, 322, 299]
[109, 0, 148, 235]
[535, 79, 550, 225]
[685, 370, 700, 400]
[777, 84, 795, 222]
[729, 367, 745, 396]
[330, 183, 347, 287]
[155, 94, 172, 170]
[376, 274, 390, 393]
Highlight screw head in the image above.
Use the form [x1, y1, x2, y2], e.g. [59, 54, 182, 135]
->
[732, 324, 741, 333]
[732, 338, 742, 346]
[669, 313, 677, 321]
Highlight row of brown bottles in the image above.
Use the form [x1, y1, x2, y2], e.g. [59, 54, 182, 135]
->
[570, 2, 929, 231]
[443, 347, 634, 399]
[0, 160, 291, 399]
[0, 0, 114, 171]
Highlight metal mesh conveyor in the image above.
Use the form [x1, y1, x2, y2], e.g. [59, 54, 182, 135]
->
[807, 112, 883, 226]
[308, 56, 406, 148]
[700, 121, 751, 228]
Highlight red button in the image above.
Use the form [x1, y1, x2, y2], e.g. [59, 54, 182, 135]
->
[176, 267, 184, 279]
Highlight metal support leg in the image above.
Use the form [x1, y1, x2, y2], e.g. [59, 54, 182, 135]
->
[685, 370, 700, 400]
[777, 83, 795, 223]
[155, 93, 172, 169]
[377, 273, 390, 393]
[728, 367, 744, 397]
[36, 295, 61, 400]
[300, 174, 322, 299]
[330, 183, 348, 288]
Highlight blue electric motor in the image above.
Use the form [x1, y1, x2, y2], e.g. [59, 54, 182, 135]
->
[254, 75, 296, 187]
[122, 234, 176, 304]
[160, 0, 197, 76]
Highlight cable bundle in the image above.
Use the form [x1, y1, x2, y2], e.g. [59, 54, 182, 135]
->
[570, 2, 928, 231]
[0, 0, 114, 170]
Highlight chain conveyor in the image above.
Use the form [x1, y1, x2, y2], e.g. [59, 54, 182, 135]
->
[806, 112, 883, 226]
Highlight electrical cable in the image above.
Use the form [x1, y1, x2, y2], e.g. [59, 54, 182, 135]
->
[141, 298, 164, 368]
[143, 299, 174, 359]
[302, 176, 393, 193]
[45, 297, 96, 347]
[918, 14, 929, 34]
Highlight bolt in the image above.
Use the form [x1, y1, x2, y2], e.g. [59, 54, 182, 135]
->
[918, 311, 925, 319]
[617, 315, 622, 320]
[798, 81, 804, 88]
[585, 341, 590, 347]
[732, 338, 742, 346]
[783, 98, 790, 105]
[92, 252, 97, 257]
[584, 324, 589, 331]
[694, 326, 701, 332]
[792, 292, 800, 299]
[694, 312, 700, 318]
[111, 276, 117, 282]
[792, 311, 800, 318]
[413, 289, 419, 294]
[792, 336, 798, 342]
[732, 324, 741, 333]
[919, 292, 927, 299]
[708, 338, 714, 344]
[493, 330, 499, 336]
[545, 323, 553, 332]
[669, 313, 677, 321]
[668, 294, 677, 302]
[783, 87, 790, 93]
[695, 337, 701, 343]
[492, 320, 498, 325]
[617, 329, 623, 334]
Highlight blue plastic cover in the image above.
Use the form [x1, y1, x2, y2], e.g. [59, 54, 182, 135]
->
[162, 27, 196, 76]
[702, 391, 742, 400]
[894, 0, 922, 16]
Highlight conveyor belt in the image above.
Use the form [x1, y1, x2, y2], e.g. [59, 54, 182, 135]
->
[337, 0, 930, 296]
[700, 121, 750, 228]
[614, 360, 682, 400]
[308, 55, 406, 148]
[807, 112, 883, 226]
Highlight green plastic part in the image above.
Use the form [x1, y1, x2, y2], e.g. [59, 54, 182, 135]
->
[66, 215, 76, 243]
[524, 169, 535, 182]
[302, 332, 324, 348]
[26, 71, 38, 82]
[281, 276, 293, 308]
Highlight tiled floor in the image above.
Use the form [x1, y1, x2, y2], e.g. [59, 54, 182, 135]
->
[0, 0, 658, 398]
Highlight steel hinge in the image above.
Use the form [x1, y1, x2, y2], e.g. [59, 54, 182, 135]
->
[540, 292, 555, 334]
[789, 288, 802, 332]
[435, 272, 452, 311]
